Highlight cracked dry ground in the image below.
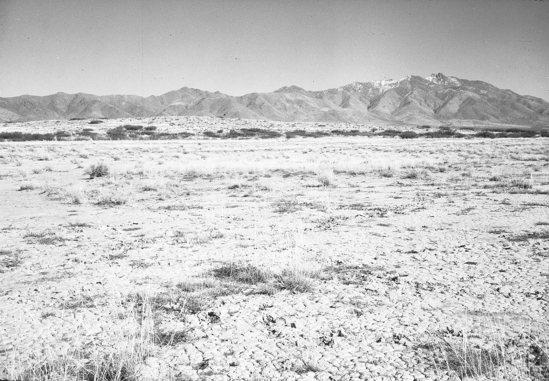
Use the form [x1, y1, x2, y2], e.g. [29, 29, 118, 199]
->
[1, 137, 548, 380]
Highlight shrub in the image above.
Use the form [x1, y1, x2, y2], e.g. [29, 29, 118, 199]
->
[238, 128, 282, 139]
[149, 132, 193, 140]
[475, 131, 497, 139]
[55, 130, 71, 138]
[0, 132, 55, 141]
[144, 126, 157, 131]
[89, 120, 103, 124]
[79, 130, 99, 139]
[86, 162, 110, 179]
[376, 129, 400, 137]
[204, 131, 221, 138]
[18, 182, 37, 191]
[399, 131, 418, 139]
[123, 125, 143, 131]
[331, 129, 370, 136]
[106, 127, 128, 140]
[316, 169, 334, 187]
[285, 130, 330, 138]
[203, 128, 281, 139]
[424, 128, 459, 138]
[378, 167, 395, 177]
[401, 169, 419, 179]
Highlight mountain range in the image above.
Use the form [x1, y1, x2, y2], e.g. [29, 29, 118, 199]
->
[1, 73, 548, 126]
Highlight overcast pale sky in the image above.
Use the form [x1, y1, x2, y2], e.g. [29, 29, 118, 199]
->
[1, 0, 548, 100]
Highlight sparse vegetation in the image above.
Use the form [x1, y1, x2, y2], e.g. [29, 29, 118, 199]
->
[0, 249, 22, 271]
[508, 230, 549, 242]
[273, 197, 302, 213]
[2, 130, 548, 380]
[213, 263, 272, 285]
[18, 182, 38, 191]
[417, 328, 549, 380]
[96, 187, 132, 206]
[11, 294, 157, 381]
[211, 262, 317, 293]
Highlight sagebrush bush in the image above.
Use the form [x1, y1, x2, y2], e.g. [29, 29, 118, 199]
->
[123, 125, 143, 131]
[316, 169, 334, 187]
[399, 131, 418, 139]
[86, 163, 110, 179]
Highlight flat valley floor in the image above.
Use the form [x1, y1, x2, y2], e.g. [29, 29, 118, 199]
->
[1, 137, 548, 381]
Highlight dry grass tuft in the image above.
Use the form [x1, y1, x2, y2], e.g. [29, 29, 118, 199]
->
[417, 323, 549, 380]
[7, 293, 159, 381]
[273, 197, 302, 213]
[211, 262, 318, 293]
[212, 263, 272, 285]
[96, 187, 132, 206]
[274, 269, 315, 293]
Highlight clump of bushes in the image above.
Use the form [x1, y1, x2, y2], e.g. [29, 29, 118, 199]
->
[331, 129, 370, 136]
[203, 128, 282, 139]
[285, 130, 330, 138]
[123, 125, 143, 131]
[0, 132, 56, 141]
[106, 126, 128, 140]
[475, 131, 497, 139]
[89, 120, 104, 124]
[399, 131, 418, 139]
[86, 162, 110, 179]
[376, 129, 401, 137]
[204, 131, 221, 138]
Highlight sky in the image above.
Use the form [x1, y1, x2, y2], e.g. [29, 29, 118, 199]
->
[0, 0, 548, 100]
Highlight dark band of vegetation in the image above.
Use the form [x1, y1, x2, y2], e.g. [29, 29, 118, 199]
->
[0, 125, 548, 141]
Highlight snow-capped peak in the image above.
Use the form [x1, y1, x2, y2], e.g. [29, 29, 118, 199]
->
[341, 77, 409, 93]
[426, 73, 461, 86]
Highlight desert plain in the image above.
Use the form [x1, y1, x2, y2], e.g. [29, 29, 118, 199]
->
[0, 120, 548, 381]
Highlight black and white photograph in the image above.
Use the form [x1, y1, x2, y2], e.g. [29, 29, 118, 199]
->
[0, 0, 548, 380]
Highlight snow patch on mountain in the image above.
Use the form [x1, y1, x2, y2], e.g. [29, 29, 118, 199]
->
[340, 77, 411, 93]
[426, 73, 461, 87]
